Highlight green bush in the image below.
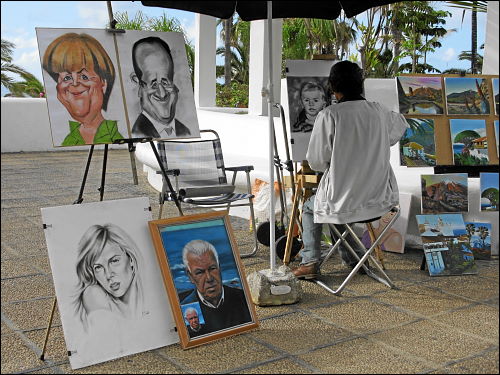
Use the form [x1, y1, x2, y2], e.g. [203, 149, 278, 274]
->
[216, 82, 249, 108]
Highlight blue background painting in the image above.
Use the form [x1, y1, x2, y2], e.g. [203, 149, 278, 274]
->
[159, 218, 242, 296]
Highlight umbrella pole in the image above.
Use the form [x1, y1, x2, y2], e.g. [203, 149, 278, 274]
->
[267, 1, 276, 272]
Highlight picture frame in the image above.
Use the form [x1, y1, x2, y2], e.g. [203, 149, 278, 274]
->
[148, 211, 258, 349]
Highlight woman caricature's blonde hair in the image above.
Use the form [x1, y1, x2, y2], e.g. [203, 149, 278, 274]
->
[42, 33, 115, 110]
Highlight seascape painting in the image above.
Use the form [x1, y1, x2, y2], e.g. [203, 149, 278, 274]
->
[480, 172, 499, 212]
[399, 118, 436, 167]
[416, 214, 477, 277]
[445, 77, 490, 115]
[421, 173, 468, 214]
[464, 221, 492, 260]
[449, 119, 489, 166]
[397, 76, 444, 114]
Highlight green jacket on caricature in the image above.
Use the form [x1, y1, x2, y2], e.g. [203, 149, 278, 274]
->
[61, 120, 124, 146]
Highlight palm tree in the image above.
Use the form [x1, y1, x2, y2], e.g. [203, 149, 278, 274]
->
[1, 38, 30, 90]
[7, 72, 44, 98]
[445, 1, 487, 74]
[465, 223, 476, 246]
[477, 226, 489, 249]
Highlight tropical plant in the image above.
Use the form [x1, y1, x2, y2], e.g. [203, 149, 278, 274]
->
[1, 38, 30, 90]
[446, 1, 488, 74]
[477, 225, 489, 248]
[215, 82, 249, 108]
[7, 72, 44, 98]
[465, 223, 476, 246]
[481, 188, 499, 209]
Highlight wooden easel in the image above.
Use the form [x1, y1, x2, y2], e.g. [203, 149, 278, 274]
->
[281, 162, 386, 268]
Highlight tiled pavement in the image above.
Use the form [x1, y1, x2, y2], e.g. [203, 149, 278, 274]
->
[1, 149, 498, 374]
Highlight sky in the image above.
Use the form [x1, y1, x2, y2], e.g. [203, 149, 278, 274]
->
[1, 1, 488, 96]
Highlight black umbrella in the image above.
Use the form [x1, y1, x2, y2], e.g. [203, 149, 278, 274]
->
[141, 0, 399, 270]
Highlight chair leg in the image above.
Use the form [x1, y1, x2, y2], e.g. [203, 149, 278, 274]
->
[238, 170, 258, 258]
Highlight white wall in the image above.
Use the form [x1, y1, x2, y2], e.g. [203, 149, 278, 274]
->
[482, 1, 499, 74]
[1, 98, 127, 152]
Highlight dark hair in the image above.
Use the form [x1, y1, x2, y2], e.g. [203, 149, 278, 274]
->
[328, 61, 364, 97]
[131, 37, 173, 81]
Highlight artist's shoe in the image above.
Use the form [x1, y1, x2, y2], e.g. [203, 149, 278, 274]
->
[292, 263, 320, 280]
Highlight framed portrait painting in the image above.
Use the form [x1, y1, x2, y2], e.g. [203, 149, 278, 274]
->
[40, 197, 178, 369]
[149, 211, 258, 349]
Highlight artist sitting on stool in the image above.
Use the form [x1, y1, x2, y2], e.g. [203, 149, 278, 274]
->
[292, 61, 409, 279]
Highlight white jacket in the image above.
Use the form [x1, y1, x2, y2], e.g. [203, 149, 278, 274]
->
[306, 100, 409, 224]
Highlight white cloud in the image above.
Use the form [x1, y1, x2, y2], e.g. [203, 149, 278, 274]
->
[77, 1, 109, 28]
[9, 36, 38, 50]
[442, 48, 456, 62]
[15, 49, 43, 81]
[184, 19, 197, 45]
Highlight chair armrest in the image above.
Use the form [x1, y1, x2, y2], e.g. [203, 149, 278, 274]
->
[225, 166, 254, 172]
[156, 169, 180, 176]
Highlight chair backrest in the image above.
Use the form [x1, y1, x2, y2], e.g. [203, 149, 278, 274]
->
[157, 130, 228, 189]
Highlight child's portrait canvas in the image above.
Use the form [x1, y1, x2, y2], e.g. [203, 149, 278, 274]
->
[41, 197, 178, 369]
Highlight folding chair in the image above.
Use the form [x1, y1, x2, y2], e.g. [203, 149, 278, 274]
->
[312, 206, 400, 296]
[156, 129, 258, 258]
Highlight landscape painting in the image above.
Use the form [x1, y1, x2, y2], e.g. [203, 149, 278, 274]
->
[493, 78, 499, 115]
[480, 172, 499, 212]
[397, 76, 444, 114]
[464, 221, 492, 260]
[449, 119, 489, 166]
[445, 77, 490, 115]
[416, 214, 477, 277]
[421, 173, 468, 214]
[399, 118, 436, 167]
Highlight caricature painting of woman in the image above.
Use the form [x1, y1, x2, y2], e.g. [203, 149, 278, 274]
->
[41, 197, 178, 369]
[36, 28, 130, 147]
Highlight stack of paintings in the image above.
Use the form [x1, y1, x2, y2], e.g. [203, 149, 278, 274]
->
[449, 119, 489, 166]
[416, 214, 477, 276]
[421, 173, 468, 214]
[399, 118, 436, 166]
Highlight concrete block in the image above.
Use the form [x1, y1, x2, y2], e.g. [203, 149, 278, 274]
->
[247, 265, 302, 306]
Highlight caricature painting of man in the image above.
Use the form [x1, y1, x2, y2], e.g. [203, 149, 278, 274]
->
[116, 30, 200, 140]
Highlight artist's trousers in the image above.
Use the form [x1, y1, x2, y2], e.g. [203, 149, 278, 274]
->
[300, 195, 365, 266]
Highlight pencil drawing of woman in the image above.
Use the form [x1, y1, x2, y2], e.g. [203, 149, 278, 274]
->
[74, 224, 144, 332]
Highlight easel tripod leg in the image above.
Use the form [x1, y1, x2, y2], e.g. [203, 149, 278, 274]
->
[39, 297, 57, 361]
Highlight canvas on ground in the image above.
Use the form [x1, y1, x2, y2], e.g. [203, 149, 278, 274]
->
[449, 119, 489, 166]
[399, 118, 436, 167]
[480, 172, 499, 212]
[464, 221, 492, 260]
[115, 30, 200, 140]
[396, 76, 444, 114]
[41, 197, 178, 369]
[361, 193, 412, 253]
[36, 28, 130, 147]
[421, 173, 468, 214]
[416, 214, 477, 276]
[445, 77, 490, 115]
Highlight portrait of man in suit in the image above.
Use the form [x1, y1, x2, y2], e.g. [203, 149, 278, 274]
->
[130, 36, 191, 139]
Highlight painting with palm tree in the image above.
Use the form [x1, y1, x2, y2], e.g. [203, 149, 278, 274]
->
[449, 119, 489, 165]
[480, 172, 499, 212]
[399, 118, 436, 167]
[445, 77, 490, 115]
[396, 76, 444, 114]
[416, 214, 477, 277]
[464, 222, 492, 260]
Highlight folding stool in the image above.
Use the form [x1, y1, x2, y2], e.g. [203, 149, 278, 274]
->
[312, 206, 401, 296]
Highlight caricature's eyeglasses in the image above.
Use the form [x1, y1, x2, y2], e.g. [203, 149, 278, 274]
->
[140, 79, 177, 92]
